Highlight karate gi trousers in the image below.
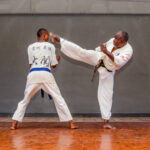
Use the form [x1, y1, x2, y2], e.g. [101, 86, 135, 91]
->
[12, 71, 73, 122]
[60, 39, 115, 120]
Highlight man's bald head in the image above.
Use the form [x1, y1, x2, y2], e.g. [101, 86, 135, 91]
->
[113, 31, 129, 48]
[115, 31, 129, 42]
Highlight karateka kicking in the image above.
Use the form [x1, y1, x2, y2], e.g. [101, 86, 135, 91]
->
[50, 31, 133, 129]
[11, 28, 78, 130]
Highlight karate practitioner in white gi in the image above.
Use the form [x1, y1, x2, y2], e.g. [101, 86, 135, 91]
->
[11, 28, 78, 130]
[50, 31, 133, 129]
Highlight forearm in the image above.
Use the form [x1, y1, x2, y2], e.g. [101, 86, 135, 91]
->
[104, 51, 114, 62]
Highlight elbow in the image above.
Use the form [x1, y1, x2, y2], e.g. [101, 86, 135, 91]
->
[51, 65, 57, 68]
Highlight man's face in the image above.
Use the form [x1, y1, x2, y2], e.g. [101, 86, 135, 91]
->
[113, 33, 126, 49]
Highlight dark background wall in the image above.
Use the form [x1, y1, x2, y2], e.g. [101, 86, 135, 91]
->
[0, 14, 149, 116]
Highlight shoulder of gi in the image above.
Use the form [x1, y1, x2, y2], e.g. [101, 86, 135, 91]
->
[46, 42, 55, 51]
[113, 42, 133, 69]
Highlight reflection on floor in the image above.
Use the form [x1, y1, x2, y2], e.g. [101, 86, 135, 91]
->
[0, 117, 150, 150]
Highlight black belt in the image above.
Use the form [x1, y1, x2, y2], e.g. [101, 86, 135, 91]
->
[100, 61, 112, 72]
[91, 60, 112, 81]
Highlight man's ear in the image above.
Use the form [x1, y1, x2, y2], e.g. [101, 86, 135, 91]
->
[44, 34, 49, 41]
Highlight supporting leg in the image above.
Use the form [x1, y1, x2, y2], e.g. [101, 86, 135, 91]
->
[97, 71, 115, 129]
[11, 83, 40, 129]
[42, 81, 78, 129]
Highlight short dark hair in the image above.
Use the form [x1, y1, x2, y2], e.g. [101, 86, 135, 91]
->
[37, 28, 48, 38]
[121, 31, 129, 42]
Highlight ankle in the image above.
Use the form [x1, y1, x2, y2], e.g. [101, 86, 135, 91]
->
[11, 120, 18, 130]
[104, 119, 109, 124]
[69, 120, 74, 124]
[13, 120, 18, 126]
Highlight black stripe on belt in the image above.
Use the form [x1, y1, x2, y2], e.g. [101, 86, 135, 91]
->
[100, 61, 112, 72]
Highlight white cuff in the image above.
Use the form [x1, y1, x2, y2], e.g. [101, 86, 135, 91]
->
[60, 38, 66, 44]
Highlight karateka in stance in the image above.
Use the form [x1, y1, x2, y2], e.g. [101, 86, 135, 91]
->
[11, 28, 78, 130]
[50, 31, 133, 129]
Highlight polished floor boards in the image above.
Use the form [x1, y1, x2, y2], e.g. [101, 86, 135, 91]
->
[0, 119, 150, 150]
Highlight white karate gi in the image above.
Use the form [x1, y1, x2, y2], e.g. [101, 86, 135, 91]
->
[60, 38, 133, 120]
[12, 42, 72, 122]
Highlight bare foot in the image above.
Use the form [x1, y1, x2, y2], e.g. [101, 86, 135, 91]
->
[103, 123, 116, 129]
[10, 126, 16, 130]
[49, 32, 60, 43]
[50, 32, 55, 43]
[71, 123, 78, 129]
[10, 120, 18, 130]
[69, 120, 78, 129]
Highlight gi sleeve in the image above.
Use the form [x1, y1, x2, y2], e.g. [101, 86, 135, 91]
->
[114, 45, 133, 68]
[60, 38, 101, 66]
[27, 45, 33, 65]
[50, 45, 58, 66]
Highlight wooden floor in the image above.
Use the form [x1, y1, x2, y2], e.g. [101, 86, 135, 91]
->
[0, 118, 150, 150]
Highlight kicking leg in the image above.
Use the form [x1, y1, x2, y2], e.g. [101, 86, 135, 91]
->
[50, 32, 104, 66]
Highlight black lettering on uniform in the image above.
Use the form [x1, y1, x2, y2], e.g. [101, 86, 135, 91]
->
[33, 56, 38, 65]
[40, 56, 50, 65]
